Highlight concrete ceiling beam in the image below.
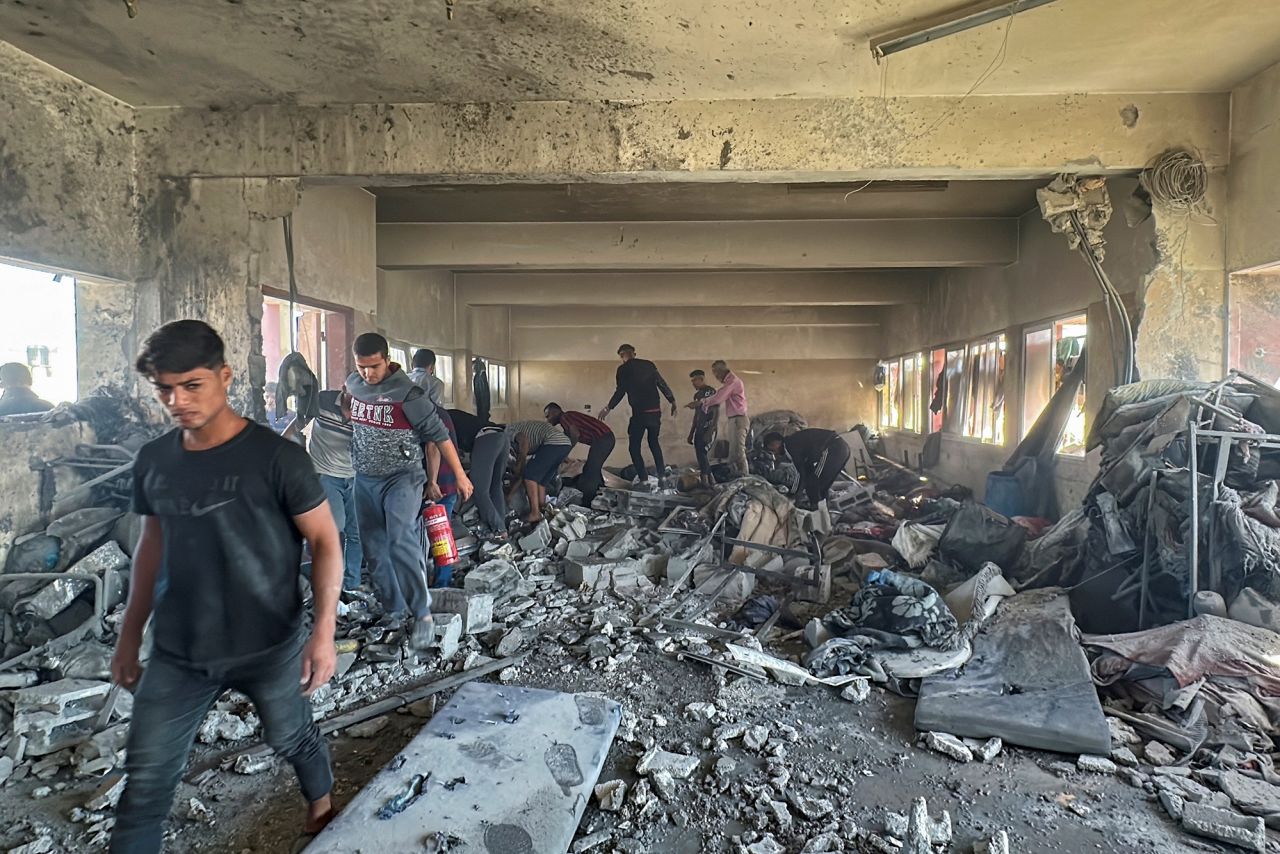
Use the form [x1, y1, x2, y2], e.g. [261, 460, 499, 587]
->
[379, 219, 1016, 269]
[513, 325, 882, 362]
[453, 271, 927, 306]
[136, 93, 1227, 181]
[509, 305, 882, 328]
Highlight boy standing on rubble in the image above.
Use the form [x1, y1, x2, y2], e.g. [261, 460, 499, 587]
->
[110, 320, 342, 852]
[345, 333, 473, 649]
[686, 370, 719, 485]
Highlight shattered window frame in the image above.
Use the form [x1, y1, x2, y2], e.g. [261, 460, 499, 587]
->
[434, 349, 455, 404]
[1021, 312, 1087, 456]
[959, 333, 1006, 445]
[486, 359, 508, 407]
[901, 352, 924, 433]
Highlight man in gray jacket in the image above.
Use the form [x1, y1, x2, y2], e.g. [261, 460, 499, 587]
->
[346, 333, 472, 649]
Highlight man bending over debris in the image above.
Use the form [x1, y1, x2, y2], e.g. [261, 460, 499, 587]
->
[110, 320, 342, 852]
[600, 344, 677, 487]
[506, 419, 573, 524]
[764, 428, 851, 508]
[346, 333, 473, 650]
[544, 402, 615, 505]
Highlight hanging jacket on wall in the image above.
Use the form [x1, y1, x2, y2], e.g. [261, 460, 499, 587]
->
[276, 352, 320, 424]
[473, 358, 491, 423]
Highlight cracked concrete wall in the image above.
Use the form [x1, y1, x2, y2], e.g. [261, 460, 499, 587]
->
[137, 176, 301, 417]
[1228, 59, 1280, 272]
[1134, 173, 1228, 381]
[0, 43, 140, 283]
[254, 185, 377, 314]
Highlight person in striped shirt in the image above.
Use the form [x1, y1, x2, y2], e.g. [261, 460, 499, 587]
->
[505, 420, 572, 524]
[544, 403, 615, 505]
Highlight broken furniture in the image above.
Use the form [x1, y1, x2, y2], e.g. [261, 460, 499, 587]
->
[305, 682, 621, 853]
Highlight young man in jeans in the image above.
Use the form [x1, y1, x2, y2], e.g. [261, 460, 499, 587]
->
[346, 333, 472, 648]
[600, 344, 676, 486]
[308, 389, 362, 593]
[110, 320, 342, 853]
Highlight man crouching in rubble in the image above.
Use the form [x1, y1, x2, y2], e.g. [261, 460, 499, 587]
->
[110, 320, 343, 852]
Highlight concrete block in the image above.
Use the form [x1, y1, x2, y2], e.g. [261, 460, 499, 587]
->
[431, 613, 463, 660]
[636, 747, 700, 779]
[921, 731, 973, 763]
[602, 529, 643, 560]
[463, 560, 521, 599]
[635, 552, 669, 580]
[305, 683, 620, 854]
[518, 521, 552, 553]
[12, 679, 113, 756]
[1181, 802, 1266, 852]
[565, 540, 595, 559]
[1077, 754, 1118, 775]
[430, 588, 494, 634]
[563, 557, 628, 590]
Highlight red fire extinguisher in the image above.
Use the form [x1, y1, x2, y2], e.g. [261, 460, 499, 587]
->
[423, 502, 459, 568]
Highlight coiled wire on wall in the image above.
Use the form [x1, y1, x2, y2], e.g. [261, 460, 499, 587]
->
[1140, 148, 1209, 213]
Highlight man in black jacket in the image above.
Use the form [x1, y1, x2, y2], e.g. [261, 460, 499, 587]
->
[600, 344, 676, 486]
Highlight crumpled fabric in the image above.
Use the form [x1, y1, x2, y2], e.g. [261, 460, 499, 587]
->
[748, 448, 800, 495]
[804, 636, 890, 682]
[704, 476, 798, 568]
[891, 522, 944, 569]
[1084, 615, 1280, 697]
[726, 595, 782, 631]
[823, 569, 961, 651]
[276, 351, 320, 423]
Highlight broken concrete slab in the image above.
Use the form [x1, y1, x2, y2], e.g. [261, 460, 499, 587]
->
[1181, 802, 1266, 852]
[1219, 771, 1280, 818]
[1077, 754, 1118, 775]
[430, 613, 463, 660]
[636, 747, 700, 780]
[430, 589, 494, 635]
[915, 589, 1111, 755]
[463, 559, 521, 600]
[518, 521, 552, 553]
[305, 683, 620, 854]
[921, 731, 972, 763]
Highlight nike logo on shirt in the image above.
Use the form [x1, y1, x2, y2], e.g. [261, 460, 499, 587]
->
[189, 499, 235, 517]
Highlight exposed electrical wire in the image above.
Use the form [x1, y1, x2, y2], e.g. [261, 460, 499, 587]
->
[1070, 209, 1135, 385]
[1140, 148, 1209, 214]
[846, 1, 1023, 203]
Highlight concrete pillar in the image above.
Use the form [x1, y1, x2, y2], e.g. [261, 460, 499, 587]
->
[1134, 173, 1228, 381]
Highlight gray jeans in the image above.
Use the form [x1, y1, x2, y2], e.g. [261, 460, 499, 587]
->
[469, 431, 509, 534]
[111, 639, 331, 853]
[355, 467, 430, 619]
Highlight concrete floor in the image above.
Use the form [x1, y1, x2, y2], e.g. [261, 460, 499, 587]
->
[0, 601, 1219, 854]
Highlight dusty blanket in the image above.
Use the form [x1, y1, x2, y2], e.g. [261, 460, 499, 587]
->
[1084, 615, 1280, 697]
[704, 476, 797, 568]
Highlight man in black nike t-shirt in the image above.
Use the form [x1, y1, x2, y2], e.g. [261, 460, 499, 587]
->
[110, 320, 343, 853]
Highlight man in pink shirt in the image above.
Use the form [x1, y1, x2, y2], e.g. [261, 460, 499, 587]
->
[700, 360, 749, 477]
